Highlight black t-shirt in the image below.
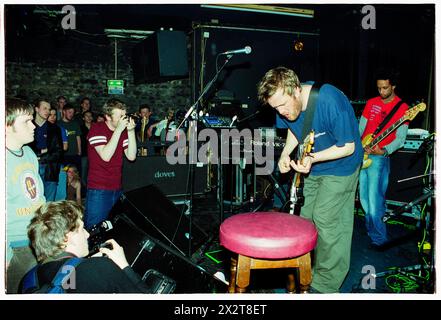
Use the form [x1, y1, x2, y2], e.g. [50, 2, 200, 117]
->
[34, 255, 149, 293]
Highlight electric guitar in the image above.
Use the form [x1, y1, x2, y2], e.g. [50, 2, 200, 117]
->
[362, 102, 426, 169]
[289, 130, 315, 215]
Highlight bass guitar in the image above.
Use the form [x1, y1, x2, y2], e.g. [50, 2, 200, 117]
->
[362, 102, 426, 169]
[289, 130, 315, 215]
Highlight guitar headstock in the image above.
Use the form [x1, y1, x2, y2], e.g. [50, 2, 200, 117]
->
[404, 102, 426, 121]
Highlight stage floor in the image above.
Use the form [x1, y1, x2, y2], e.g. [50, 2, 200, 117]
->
[187, 191, 434, 294]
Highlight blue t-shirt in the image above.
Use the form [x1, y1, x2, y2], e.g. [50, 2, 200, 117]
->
[276, 83, 363, 176]
[35, 121, 48, 151]
[59, 124, 68, 143]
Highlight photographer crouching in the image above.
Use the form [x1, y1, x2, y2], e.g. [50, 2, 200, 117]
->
[20, 200, 150, 293]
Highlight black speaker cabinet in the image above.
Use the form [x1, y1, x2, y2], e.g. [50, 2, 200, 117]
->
[132, 30, 188, 84]
[108, 213, 223, 293]
[386, 150, 428, 204]
[109, 184, 208, 257]
[123, 156, 208, 197]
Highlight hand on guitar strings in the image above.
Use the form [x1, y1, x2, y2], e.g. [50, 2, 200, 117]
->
[364, 145, 386, 155]
[290, 155, 314, 174]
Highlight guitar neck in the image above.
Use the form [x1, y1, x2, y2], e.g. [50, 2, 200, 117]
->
[369, 115, 406, 148]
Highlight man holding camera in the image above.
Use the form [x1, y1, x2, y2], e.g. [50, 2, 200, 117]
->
[22, 200, 149, 293]
[85, 98, 137, 230]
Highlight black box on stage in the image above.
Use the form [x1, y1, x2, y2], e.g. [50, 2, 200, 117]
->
[123, 156, 208, 197]
[386, 150, 427, 204]
[109, 184, 208, 256]
[107, 213, 222, 293]
[132, 30, 188, 84]
[142, 269, 176, 294]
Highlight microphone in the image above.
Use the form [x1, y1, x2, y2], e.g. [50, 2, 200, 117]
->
[220, 46, 252, 56]
[229, 115, 237, 127]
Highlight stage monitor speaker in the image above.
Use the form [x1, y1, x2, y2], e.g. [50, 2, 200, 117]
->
[107, 213, 223, 293]
[386, 150, 428, 204]
[123, 156, 208, 197]
[132, 30, 188, 84]
[109, 184, 208, 257]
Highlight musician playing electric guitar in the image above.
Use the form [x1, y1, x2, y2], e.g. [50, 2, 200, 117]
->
[258, 67, 363, 294]
[359, 70, 410, 249]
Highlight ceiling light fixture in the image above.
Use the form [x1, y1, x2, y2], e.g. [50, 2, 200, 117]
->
[104, 29, 154, 39]
[201, 4, 314, 19]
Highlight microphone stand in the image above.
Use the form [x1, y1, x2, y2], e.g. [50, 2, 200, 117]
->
[236, 110, 261, 125]
[179, 54, 234, 257]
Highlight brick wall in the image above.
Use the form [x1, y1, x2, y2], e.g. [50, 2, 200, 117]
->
[6, 60, 192, 119]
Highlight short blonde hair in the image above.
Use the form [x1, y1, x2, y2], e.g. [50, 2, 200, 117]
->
[102, 98, 126, 117]
[257, 67, 301, 103]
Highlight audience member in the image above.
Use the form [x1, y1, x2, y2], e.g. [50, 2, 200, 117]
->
[85, 98, 136, 229]
[65, 164, 82, 205]
[80, 110, 93, 186]
[6, 97, 46, 293]
[29, 100, 64, 201]
[22, 200, 150, 293]
[48, 107, 68, 151]
[58, 103, 82, 175]
[55, 95, 67, 120]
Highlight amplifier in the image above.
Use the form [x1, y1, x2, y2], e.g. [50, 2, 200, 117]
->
[122, 156, 208, 197]
[386, 150, 427, 204]
[403, 139, 424, 151]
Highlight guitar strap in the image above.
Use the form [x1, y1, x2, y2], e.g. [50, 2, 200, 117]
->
[301, 82, 321, 142]
[372, 100, 405, 137]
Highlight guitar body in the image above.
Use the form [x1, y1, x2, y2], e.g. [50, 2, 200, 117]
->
[360, 102, 426, 170]
[361, 134, 374, 169]
[289, 131, 314, 214]
[289, 173, 305, 214]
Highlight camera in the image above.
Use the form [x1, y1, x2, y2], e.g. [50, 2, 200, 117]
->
[99, 242, 113, 250]
[125, 113, 140, 121]
[88, 220, 114, 256]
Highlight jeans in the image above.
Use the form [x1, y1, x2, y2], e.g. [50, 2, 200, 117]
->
[55, 167, 67, 201]
[359, 155, 390, 245]
[44, 181, 58, 201]
[85, 188, 122, 230]
[39, 163, 58, 201]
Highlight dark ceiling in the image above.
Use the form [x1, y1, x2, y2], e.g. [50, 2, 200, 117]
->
[7, 4, 434, 39]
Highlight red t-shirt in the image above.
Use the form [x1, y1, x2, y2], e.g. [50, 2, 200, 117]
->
[361, 96, 409, 149]
[87, 122, 128, 190]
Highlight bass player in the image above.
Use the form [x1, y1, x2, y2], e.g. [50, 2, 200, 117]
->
[359, 69, 409, 249]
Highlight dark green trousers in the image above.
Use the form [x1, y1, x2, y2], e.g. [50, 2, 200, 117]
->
[301, 167, 360, 293]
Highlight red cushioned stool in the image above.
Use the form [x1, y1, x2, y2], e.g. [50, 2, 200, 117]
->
[220, 212, 318, 293]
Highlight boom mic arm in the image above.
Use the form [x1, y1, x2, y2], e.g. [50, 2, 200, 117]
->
[382, 189, 434, 222]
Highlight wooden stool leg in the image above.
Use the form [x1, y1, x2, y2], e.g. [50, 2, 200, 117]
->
[236, 255, 251, 293]
[298, 253, 312, 293]
[287, 273, 296, 293]
[228, 257, 238, 293]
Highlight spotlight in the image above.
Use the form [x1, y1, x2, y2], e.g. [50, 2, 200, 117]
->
[294, 40, 304, 51]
